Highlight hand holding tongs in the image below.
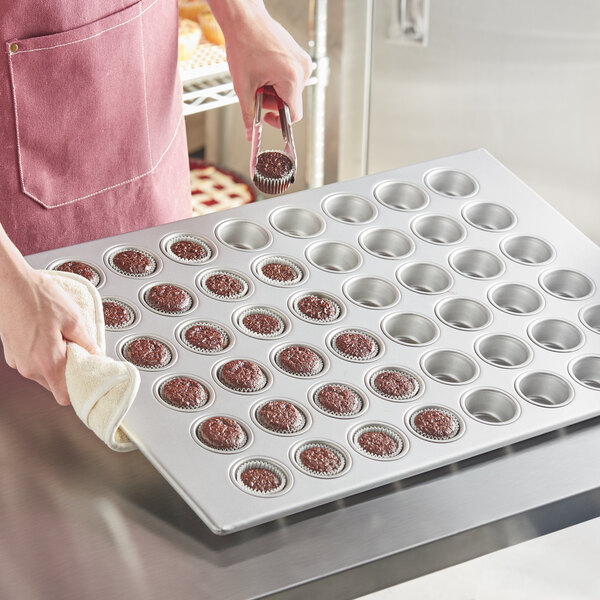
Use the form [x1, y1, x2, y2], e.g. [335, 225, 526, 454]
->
[250, 86, 297, 195]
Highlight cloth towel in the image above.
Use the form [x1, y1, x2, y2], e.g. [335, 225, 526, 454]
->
[46, 270, 139, 451]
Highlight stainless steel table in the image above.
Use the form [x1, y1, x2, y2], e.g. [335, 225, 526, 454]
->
[2, 353, 600, 600]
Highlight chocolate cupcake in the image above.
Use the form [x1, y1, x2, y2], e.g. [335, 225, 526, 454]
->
[198, 416, 247, 450]
[159, 376, 209, 409]
[219, 359, 267, 391]
[203, 272, 247, 299]
[145, 284, 192, 314]
[412, 408, 460, 440]
[332, 330, 378, 360]
[169, 239, 208, 262]
[183, 323, 229, 352]
[276, 345, 324, 376]
[102, 300, 135, 329]
[240, 467, 282, 493]
[257, 400, 305, 434]
[357, 430, 399, 457]
[255, 151, 293, 179]
[111, 249, 155, 275]
[315, 384, 362, 416]
[123, 337, 170, 369]
[256, 257, 302, 285]
[240, 310, 284, 337]
[296, 294, 340, 322]
[55, 261, 100, 285]
[372, 369, 419, 400]
[298, 444, 344, 476]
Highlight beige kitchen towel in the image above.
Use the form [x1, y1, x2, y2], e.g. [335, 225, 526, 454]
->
[46, 270, 139, 452]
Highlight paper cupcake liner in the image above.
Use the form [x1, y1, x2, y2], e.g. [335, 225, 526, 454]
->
[236, 307, 287, 339]
[330, 329, 381, 362]
[142, 283, 195, 316]
[233, 459, 289, 496]
[253, 150, 295, 195]
[217, 362, 269, 393]
[408, 406, 462, 442]
[101, 297, 138, 331]
[293, 441, 348, 478]
[199, 269, 250, 301]
[255, 400, 307, 434]
[195, 416, 250, 453]
[253, 256, 304, 287]
[352, 424, 405, 459]
[312, 383, 365, 417]
[274, 345, 325, 378]
[291, 292, 342, 324]
[369, 367, 421, 401]
[162, 234, 213, 265]
[107, 247, 158, 277]
[179, 320, 231, 354]
[121, 336, 173, 370]
[157, 375, 210, 410]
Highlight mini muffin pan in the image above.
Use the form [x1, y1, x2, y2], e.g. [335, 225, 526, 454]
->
[27, 149, 600, 535]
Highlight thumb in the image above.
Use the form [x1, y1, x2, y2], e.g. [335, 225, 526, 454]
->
[62, 316, 100, 355]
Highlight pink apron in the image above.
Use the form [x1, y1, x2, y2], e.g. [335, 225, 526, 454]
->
[0, 0, 192, 256]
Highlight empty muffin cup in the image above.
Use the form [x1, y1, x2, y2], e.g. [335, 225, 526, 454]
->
[488, 283, 545, 315]
[420, 350, 479, 385]
[343, 276, 400, 309]
[215, 219, 271, 251]
[448, 248, 505, 280]
[500, 235, 555, 265]
[528, 319, 585, 352]
[580, 305, 600, 334]
[462, 201, 517, 232]
[381, 312, 440, 346]
[475, 334, 533, 368]
[373, 181, 429, 211]
[305, 241, 363, 273]
[539, 269, 595, 300]
[460, 388, 521, 425]
[231, 458, 292, 496]
[358, 228, 415, 260]
[435, 297, 493, 331]
[424, 169, 478, 198]
[397, 263, 454, 295]
[569, 356, 600, 390]
[515, 372, 574, 407]
[269, 206, 325, 238]
[322, 193, 377, 224]
[350, 423, 408, 460]
[411, 214, 467, 245]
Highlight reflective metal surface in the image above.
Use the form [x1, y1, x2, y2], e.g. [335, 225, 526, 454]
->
[3, 351, 600, 600]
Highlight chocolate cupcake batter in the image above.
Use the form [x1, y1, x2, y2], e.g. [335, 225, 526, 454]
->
[205, 273, 244, 297]
[240, 467, 281, 493]
[198, 416, 246, 450]
[257, 400, 304, 433]
[170, 240, 207, 261]
[160, 376, 208, 409]
[56, 260, 98, 284]
[299, 446, 342, 475]
[358, 431, 398, 457]
[277, 345, 323, 376]
[220, 359, 267, 391]
[413, 409, 458, 439]
[297, 294, 337, 321]
[260, 262, 298, 283]
[146, 284, 192, 313]
[242, 312, 282, 336]
[184, 324, 228, 352]
[334, 331, 377, 359]
[112, 249, 154, 275]
[373, 370, 417, 399]
[102, 300, 132, 328]
[316, 385, 361, 415]
[124, 338, 169, 368]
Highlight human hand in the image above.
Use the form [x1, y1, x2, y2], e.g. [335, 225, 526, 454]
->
[0, 267, 99, 406]
[209, 1, 313, 140]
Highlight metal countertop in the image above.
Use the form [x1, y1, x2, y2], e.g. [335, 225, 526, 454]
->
[2, 354, 600, 600]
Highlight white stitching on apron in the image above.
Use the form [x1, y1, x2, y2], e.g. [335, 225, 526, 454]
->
[139, 2, 154, 168]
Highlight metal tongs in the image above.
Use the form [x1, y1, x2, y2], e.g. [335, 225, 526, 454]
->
[250, 86, 297, 195]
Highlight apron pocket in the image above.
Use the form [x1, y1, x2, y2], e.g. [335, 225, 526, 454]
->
[8, 0, 153, 208]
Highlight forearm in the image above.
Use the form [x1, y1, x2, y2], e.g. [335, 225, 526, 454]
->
[0, 221, 32, 296]
[206, 0, 271, 37]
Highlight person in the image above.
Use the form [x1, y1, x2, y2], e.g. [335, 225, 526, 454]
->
[0, 0, 312, 406]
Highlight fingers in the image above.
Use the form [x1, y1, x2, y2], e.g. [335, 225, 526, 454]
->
[61, 314, 99, 355]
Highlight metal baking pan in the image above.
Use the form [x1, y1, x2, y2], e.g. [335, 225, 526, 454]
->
[26, 149, 600, 534]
